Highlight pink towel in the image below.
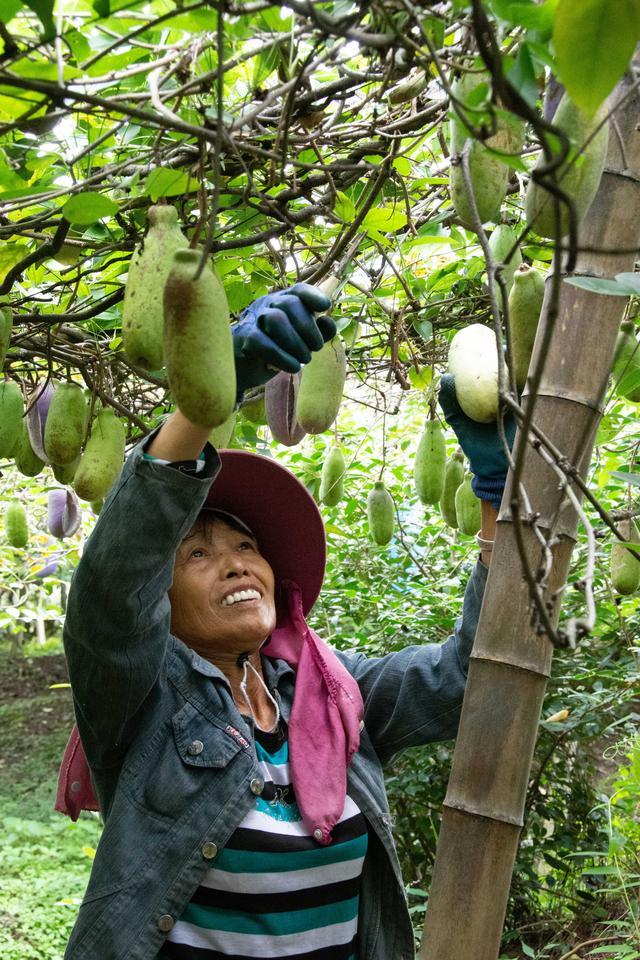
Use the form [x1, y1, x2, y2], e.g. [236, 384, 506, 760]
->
[56, 581, 363, 843]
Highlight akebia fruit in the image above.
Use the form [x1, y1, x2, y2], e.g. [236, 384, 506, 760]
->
[90, 499, 103, 515]
[265, 371, 306, 446]
[612, 321, 640, 403]
[508, 265, 545, 391]
[209, 410, 237, 449]
[48, 488, 82, 539]
[0, 306, 13, 368]
[74, 408, 126, 501]
[449, 69, 525, 228]
[52, 456, 80, 485]
[123, 204, 189, 370]
[440, 448, 465, 528]
[320, 446, 346, 506]
[367, 481, 395, 545]
[26, 382, 54, 462]
[44, 382, 88, 465]
[297, 336, 346, 434]
[164, 248, 236, 429]
[240, 392, 267, 425]
[5, 502, 28, 548]
[448, 324, 499, 423]
[14, 421, 45, 477]
[525, 94, 609, 240]
[414, 421, 446, 505]
[455, 476, 482, 536]
[488, 224, 522, 295]
[611, 520, 640, 595]
[0, 380, 24, 458]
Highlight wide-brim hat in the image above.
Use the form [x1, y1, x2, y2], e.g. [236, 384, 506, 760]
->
[201, 449, 326, 616]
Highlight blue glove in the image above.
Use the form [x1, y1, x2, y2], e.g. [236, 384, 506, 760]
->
[438, 374, 516, 510]
[232, 283, 335, 400]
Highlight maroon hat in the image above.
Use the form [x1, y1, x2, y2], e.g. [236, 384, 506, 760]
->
[201, 449, 326, 616]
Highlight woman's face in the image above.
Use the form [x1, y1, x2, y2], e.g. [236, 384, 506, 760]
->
[169, 517, 277, 663]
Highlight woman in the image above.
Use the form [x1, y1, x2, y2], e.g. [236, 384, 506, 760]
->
[59, 284, 507, 959]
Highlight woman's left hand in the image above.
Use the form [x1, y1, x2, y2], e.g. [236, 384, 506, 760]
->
[232, 283, 336, 399]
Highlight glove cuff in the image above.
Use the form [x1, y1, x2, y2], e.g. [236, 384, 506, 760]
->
[471, 474, 506, 512]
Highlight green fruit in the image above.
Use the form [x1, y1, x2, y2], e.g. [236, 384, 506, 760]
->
[367, 481, 395, 545]
[0, 306, 13, 368]
[448, 324, 499, 423]
[611, 519, 640, 595]
[297, 337, 346, 434]
[5, 502, 28, 548]
[208, 410, 237, 448]
[91, 499, 104, 515]
[525, 94, 609, 239]
[44, 382, 88, 465]
[123, 205, 189, 370]
[455, 476, 482, 536]
[508, 265, 545, 391]
[240, 393, 267, 425]
[414, 421, 446, 505]
[74, 408, 126, 501]
[52, 456, 80, 484]
[164, 249, 236, 429]
[449, 70, 525, 228]
[440, 449, 465, 528]
[320, 446, 346, 506]
[612, 321, 640, 402]
[488, 224, 522, 295]
[0, 381, 24, 458]
[14, 421, 45, 477]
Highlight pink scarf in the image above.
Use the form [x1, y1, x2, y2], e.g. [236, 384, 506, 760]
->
[56, 581, 364, 845]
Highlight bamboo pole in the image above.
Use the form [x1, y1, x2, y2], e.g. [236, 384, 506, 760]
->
[420, 65, 640, 960]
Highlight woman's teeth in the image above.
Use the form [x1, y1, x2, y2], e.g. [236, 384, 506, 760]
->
[222, 589, 261, 606]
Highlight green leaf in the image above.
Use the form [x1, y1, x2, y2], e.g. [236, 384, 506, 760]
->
[62, 192, 118, 226]
[553, 0, 640, 116]
[563, 276, 639, 296]
[0, 243, 29, 282]
[392, 156, 411, 176]
[335, 190, 356, 222]
[411, 318, 433, 342]
[506, 43, 540, 107]
[144, 168, 197, 201]
[0, 0, 22, 24]
[610, 471, 640, 488]
[362, 206, 407, 237]
[614, 272, 640, 295]
[23, 0, 55, 38]
[93, 0, 110, 15]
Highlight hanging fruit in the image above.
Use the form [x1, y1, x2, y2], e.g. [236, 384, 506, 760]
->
[74, 408, 126, 501]
[440, 449, 465, 528]
[5, 502, 28, 548]
[488, 224, 522, 295]
[611, 519, 640, 595]
[508, 265, 545, 392]
[296, 336, 346, 434]
[448, 324, 500, 423]
[320, 445, 346, 506]
[455, 476, 482, 536]
[612, 321, 640, 402]
[414, 421, 446, 505]
[0, 381, 24, 458]
[14, 421, 45, 477]
[25, 382, 54, 462]
[367, 481, 395, 545]
[48, 488, 82, 539]
[265, 371, 306, 446]
[44, 382, 88, 465]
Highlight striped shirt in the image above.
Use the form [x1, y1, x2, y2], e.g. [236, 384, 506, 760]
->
[161, 720, 368, 959]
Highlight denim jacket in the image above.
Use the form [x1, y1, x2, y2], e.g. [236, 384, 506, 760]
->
[62, 432, 487, 960]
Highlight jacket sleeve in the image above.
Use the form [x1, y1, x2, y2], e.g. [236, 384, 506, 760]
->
[336, 560, 488, 765]
[63, 429, 220, 769]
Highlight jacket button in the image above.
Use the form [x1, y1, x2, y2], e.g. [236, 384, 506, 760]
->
[187, 740, 204, 756]
[250, 777, 264, 795]
[158, 914, 175, 932]
[313, 828, 324, 841]
[202, 841, 218, 859]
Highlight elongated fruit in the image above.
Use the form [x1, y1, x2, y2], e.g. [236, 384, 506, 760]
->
[44, 381, 88, 465]
[449, 70, 525, 228]
[297, 336, 346, 434]
[5, 502, 28, 548]
[508, 265, 545, 391]
[525, 94, 609, 239]
[26, 382, 54, 462]
[265, 372, 306, 446]
[48, 488, 82, 539]
[488, 224, 522, 295]
[612, 321, 640, 402]
[455, 476, 482, 536]
[123, 205, 189, 370]
[414, 421, 446, 505]
[164, 248, 236, 429]
[440, 448, 465, 528]
[52, 456, 80, 484]
[0, 306, 12, 368]
[448, 324, 499, 422]
[367, 481, 395, 545]
[0, 381, 24, 457]
[611, 520, 640, 595]
[14, 421, 45, 477]
[320, 446, 346, 506]
[74, 408, 126, 501]
[209, 410, 237, 448]
[240, 392, 267, 425]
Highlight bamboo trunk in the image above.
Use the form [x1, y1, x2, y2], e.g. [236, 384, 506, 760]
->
[420, 66, 640, 960]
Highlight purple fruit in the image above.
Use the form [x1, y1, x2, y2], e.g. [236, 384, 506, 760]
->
[265, 372, 306, 446]
[33, 555, 60, 578]
[48, 487, 82, 539]
[26, 382, 55, 462]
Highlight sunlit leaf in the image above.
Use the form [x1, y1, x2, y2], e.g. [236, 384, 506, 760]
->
[62, 192, 119, 225]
